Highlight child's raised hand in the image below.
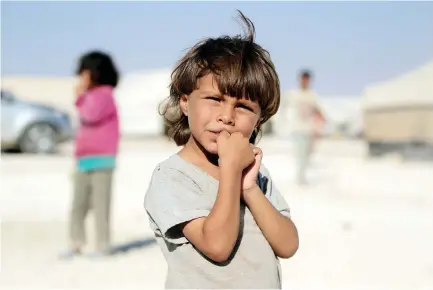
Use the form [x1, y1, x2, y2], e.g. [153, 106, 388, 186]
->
[75, 71, 90, 98]
[241, 146, 262, 193]
[75, 82, 87, 98]
[217, 131, 255, 171]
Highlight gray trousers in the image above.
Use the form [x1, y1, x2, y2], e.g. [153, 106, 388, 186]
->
[293, 133, 314, 184]
[70, 169, 113, 252]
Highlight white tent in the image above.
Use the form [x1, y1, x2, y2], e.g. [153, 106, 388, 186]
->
[362, 60, 433, 109]
[114, 68, 172, 136]
[361, 60, 433, 145]
[2, 69, 174, 137]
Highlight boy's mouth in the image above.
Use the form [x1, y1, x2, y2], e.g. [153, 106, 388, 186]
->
[209, 129, 231, 137]
[208, 130, 221, 137]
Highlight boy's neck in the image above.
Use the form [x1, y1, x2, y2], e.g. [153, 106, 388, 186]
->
[179, 137, 220, 170]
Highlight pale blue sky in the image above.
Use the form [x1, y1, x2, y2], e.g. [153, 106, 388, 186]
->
[2, 1, 433, 95]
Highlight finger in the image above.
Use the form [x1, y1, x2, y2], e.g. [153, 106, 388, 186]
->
[249, 144, 258, 156]
[219, 130, 230, 139]
[217, 130, 230, 141]
[252, 146, 263, 156]
[254, 148, 263, 164]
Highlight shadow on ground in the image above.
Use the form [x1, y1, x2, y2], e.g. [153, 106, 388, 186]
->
[110, 237, 157, 255]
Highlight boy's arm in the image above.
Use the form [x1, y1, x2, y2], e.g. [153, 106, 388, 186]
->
[182, 164, 242, 263]
[243, 185, 299, 259]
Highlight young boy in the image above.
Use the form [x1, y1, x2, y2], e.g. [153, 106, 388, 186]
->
[144, 11, 299, 289]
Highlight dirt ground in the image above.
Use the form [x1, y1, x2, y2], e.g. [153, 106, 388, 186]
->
[1, 137, 433, 290]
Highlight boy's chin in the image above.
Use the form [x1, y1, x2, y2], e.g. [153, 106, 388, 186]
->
[203, 142, 219, 155]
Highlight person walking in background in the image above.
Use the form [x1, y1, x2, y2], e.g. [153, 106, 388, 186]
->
[286, 70, 325, 185]
[60, 51, 120, 258]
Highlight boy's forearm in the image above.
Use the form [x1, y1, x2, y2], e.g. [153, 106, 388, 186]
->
[202, 166, 242, 257]
[243, 186, 299, 258]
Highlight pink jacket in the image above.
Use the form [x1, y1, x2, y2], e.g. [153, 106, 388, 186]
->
[74, 85, 120, 157]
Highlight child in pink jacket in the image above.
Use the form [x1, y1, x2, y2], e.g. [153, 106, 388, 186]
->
[61, 51, 120, 258]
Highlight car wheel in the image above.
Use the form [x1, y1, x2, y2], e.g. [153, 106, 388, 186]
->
[19, 123, 58, 154]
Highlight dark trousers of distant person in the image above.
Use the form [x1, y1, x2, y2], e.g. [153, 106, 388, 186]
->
[69, 169, 113, 252]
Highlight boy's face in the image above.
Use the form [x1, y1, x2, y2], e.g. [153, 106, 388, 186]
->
[180, 74, 261, 155]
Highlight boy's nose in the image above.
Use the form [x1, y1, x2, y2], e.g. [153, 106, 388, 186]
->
[217, 107, 235, 126]
[218, 115, 235, 125]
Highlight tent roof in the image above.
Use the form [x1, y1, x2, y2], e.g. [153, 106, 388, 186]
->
[114, 68, 172, 104]
[362, 60, 433, 109]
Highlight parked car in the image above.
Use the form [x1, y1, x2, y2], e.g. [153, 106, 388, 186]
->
[1, 90, 73, 154]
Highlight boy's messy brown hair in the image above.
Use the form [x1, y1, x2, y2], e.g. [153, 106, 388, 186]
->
[160, 10, 280, 146]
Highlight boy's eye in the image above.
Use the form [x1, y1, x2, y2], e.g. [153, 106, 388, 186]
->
[237, 104, 253, 111]
[206, 96, 220, 102]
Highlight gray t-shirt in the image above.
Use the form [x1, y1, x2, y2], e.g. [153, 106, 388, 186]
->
[144, 154, 291, 289]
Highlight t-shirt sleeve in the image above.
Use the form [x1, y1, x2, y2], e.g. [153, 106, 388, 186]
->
[258, 165, 291, 218]
[144, 165, 212, 245]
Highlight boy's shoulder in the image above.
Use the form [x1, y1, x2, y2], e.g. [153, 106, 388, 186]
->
[144, 154, 206, 210]
[151, 154, 192, 177]
[148, 154, 203, 190]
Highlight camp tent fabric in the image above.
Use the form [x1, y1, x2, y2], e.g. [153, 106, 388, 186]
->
[114, 68, 172, 136]
[2, 68, 173, 136]
[362, 60, 433, 110]
[361, 61, 433, 143]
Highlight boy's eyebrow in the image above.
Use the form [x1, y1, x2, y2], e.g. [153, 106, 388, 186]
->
[200, 90, 222, 96]
[239, 99, 260, 109]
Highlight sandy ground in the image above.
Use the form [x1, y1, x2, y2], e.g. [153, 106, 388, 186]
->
[1, 137, 433, 290]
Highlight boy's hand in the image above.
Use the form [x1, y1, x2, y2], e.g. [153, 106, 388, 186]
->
[217, 131, 255, 171]
[242, 146, 262, 196]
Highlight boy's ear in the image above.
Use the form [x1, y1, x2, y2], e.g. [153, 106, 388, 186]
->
[180, 95, 188, 116]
